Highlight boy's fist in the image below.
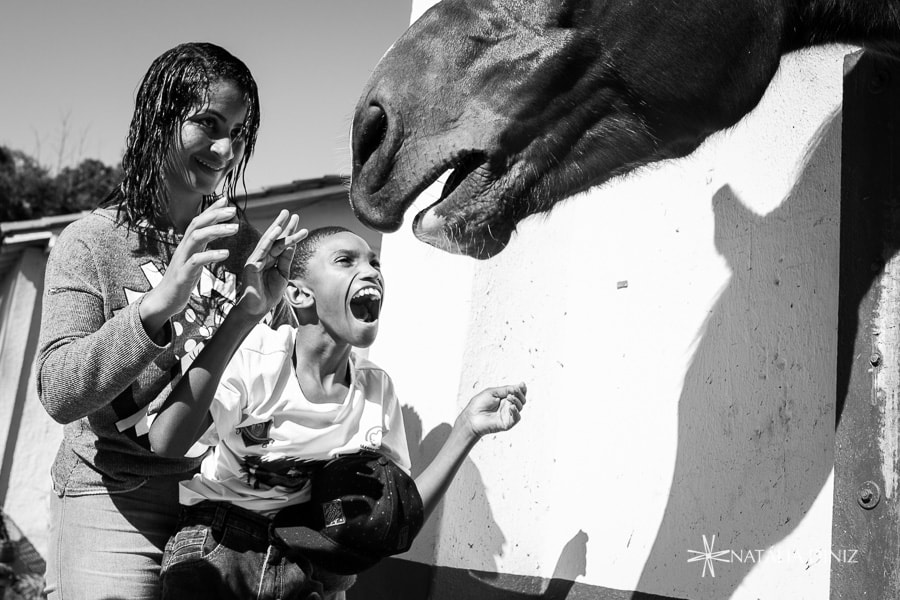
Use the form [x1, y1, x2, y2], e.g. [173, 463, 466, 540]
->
[460, 382, 527, 438]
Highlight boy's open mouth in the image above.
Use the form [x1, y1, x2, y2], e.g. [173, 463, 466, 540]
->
[349, 287, 382, 323]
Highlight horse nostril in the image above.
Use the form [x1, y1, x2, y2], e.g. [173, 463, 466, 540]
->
[354, 103, 388, 170]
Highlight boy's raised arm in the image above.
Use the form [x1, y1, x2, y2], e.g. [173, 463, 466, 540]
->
[149, 211, 306, 458]
[415, 382, 527, 521]
[148, 307, 258, 457]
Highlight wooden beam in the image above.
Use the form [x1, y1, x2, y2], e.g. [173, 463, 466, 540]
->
[832, 50, 900, 598]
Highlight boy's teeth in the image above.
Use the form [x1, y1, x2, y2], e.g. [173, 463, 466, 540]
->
[353, 288, 381, 300]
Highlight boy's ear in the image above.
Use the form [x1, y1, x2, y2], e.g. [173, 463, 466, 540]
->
[285, 280, 315, 309]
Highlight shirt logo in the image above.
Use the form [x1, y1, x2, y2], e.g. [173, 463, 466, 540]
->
[362, 426, 384, 451]
[323, 500, 346, 528]
[236, 420, 274, 447]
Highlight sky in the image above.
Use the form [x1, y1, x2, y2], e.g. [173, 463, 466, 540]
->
[1, 1, 413, 191]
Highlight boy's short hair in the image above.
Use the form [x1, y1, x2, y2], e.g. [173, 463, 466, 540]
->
[290, 226, 353, 279]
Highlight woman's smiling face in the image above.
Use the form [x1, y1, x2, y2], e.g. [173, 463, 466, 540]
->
[164, 78, 249, 206]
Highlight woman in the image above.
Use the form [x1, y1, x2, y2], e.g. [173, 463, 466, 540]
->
[36, 42, 303, 599]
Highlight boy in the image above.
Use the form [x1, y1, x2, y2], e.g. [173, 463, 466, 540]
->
[149, 226, 527, 599]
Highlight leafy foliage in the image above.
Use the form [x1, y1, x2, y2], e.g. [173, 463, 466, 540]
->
[0, 146, 122, 222]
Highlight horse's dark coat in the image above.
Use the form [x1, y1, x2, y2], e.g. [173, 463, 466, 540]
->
[349, 0, 900, 258]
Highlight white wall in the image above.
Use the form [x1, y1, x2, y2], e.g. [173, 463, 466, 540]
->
[0, 247, 61, 559]
[369, 2, 848, 597]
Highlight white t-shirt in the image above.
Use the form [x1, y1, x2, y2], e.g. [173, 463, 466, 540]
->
[179, 323, 411, 516]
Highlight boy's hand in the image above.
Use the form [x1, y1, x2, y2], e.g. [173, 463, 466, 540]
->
[236, 210, 308, 319]
[459, 382, 527, 439]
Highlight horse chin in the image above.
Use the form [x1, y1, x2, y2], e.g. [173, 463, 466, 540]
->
[411, 188, 512, 260]
[412, 213, 511, 259]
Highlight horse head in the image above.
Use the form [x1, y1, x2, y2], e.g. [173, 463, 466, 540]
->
[350, 0, 900, 258]
[349, 0, 794, 258]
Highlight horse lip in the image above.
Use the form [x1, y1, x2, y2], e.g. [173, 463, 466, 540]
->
[412, 208, 511, 259]
[441, 152, 486, 200]
[411, 155, 488, 237]
[349, 178, 406, 232]
[411, 159, 512, 259]
[352, 202, 404, 233]
[352, 148, 488, 233]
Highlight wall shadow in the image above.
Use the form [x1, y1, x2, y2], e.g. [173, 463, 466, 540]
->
[349, 406, 592, 599]
[634, 110, 844, 598]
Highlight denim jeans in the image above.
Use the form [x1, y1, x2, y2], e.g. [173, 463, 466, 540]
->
[160, 501, 354, 600]
[45, 471, 191, 600]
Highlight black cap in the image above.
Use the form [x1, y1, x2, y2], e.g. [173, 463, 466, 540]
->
[272, 451, 424, 575]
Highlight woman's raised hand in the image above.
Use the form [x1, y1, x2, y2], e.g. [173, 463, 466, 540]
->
[235, 209, 307, 319]
[139, 198, 245, 337]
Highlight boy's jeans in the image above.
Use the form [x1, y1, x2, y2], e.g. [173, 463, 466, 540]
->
[160, 501, 354, 600]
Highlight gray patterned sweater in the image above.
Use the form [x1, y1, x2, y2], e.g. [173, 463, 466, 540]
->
[36, 207, 293, 496]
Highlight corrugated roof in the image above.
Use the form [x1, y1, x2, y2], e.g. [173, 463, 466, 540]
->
[0, 212, 87, 284]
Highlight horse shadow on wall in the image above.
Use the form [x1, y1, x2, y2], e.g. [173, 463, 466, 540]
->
[634, 110, 844, 599]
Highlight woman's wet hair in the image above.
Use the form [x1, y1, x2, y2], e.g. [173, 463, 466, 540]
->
[105, 42, 260, 226]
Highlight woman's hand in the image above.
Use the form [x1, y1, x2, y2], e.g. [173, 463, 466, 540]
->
[234, 210, 307, 320]
[149, 211, 305, 458]
[139, 198, 244, 337]
[458, 382, 527, 439]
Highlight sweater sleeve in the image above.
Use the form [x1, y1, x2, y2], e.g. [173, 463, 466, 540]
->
[36, 225, 170, 424]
